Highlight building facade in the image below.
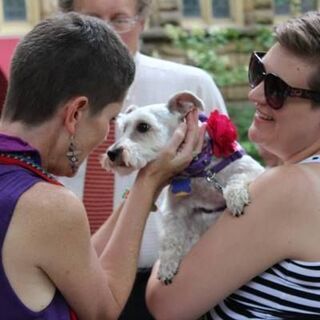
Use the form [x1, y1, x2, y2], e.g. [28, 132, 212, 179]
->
[0, 0, 57, 36]
[0, 0, 319, 37]
[0, 0, 319, 104]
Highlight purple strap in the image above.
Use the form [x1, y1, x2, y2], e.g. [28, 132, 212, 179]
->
[184, 142, 212, 176]
[170, 113, 246, 196]
[208, 149, 246, 174]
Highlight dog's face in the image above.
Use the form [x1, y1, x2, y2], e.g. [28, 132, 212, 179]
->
[101, 91, 204, 175]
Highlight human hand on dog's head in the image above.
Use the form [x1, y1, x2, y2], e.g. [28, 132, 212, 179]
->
[137, 108, 205, 194]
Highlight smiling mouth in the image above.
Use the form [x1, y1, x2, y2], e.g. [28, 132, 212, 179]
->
[256, 109, 273, 121]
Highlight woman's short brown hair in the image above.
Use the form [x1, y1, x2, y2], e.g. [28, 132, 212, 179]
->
[275, 11, 320, 96]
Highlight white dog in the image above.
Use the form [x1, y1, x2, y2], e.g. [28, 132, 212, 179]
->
[102, 91, 264, 284]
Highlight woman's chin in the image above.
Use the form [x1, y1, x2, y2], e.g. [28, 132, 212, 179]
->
[248, 124, 266, 146]
[248, 124, 259, 143]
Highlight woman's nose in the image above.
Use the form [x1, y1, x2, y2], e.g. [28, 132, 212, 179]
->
[248, 81, 266, 106]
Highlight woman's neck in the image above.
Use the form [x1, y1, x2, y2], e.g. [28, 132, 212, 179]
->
[282, 142, 320, 165]
[0, 119, 64, 170]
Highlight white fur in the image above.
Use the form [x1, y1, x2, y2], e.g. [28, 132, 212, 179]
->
[101, 91, 264, 284]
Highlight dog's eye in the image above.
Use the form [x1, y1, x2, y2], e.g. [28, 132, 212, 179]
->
[137, 122, 150, 133]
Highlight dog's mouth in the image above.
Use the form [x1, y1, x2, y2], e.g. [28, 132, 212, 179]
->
[101, 150, 136, 175]
[115, 161, 130, 168]
[109, 160, 136, 176]
[104, 147, 131, 168]
[107, 157, 131, 169]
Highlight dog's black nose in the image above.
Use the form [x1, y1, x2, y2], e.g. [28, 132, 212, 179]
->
[107, 148, 123, 162]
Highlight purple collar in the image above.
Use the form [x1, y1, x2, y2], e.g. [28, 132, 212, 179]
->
[171, 148, 245, 196]
[202, 148, 246, 176]
[170, 113, 246, 196]
[184, 141, 212, 176]
[182, 138, 245, 178]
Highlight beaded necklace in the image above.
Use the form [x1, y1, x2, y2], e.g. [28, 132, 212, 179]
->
[0, 152, 62, 186]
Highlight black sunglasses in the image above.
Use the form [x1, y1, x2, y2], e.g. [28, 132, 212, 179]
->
[248, 51, 320, 110]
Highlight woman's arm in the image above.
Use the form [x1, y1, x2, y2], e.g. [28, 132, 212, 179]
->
[146, 165, 313, 320]
[23, 110, 202, 320]
[91, 202, 124, 256]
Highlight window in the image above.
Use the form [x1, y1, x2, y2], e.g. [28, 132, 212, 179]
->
[3, 0, 26, 21]
[0, 0, 41, 35]
[301, 0, 318, 12]
[274, 0, 319, 16]
[182, 0, 243, 26]
[274, 0, 290, 15]
[212, 0, 230, 18]
[182, 0, 200, 17]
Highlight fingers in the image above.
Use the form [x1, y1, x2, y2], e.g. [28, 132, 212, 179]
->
[194, 123, 206, 156]
[166, 122, 187, 152]
[177, 109, 200, 157]
[138, 109, 202, 189]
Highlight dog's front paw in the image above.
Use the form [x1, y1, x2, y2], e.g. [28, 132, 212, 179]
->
[223, 184, 250, 217]
[157, 259, 180, 285]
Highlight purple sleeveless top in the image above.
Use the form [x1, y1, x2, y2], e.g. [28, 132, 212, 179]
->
[0, 133, 71, 319]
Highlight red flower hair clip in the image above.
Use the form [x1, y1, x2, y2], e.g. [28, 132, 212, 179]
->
[206, 110, 238, 158]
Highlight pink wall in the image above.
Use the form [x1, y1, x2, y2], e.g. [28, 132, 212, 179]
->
[0, 37, 20, 112]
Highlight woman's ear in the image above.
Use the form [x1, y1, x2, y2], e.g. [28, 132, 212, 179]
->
[63, 96, 89, 135]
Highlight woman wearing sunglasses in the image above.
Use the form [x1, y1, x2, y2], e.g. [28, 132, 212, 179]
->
[147, 11, 320, 320]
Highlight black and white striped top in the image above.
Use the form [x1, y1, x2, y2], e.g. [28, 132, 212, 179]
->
[210, 156, 320, 320]
[210, 259, 320, 319]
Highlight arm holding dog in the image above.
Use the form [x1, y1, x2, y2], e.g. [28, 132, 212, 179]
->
[147, 165, 320, 319]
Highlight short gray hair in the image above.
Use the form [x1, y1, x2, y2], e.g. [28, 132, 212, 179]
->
[58, 0, 152, 17]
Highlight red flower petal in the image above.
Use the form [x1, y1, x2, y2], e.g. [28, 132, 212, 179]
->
[206, 110, 238, 158]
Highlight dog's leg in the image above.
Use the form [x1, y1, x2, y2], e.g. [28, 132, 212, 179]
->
[223, 173, 252, 216]
[158, 210, 189, 285]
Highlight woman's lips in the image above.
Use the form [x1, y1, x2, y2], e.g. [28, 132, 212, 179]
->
[256, 108, 273, 121]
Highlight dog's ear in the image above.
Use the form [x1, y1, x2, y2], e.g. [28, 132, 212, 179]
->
[168, 91, 204, 116]
[125, 104, 139, 114]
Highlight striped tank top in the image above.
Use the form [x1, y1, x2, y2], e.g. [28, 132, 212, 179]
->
[210, 155, 320, 320]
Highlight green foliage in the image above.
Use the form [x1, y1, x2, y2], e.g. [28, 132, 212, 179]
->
[165, 25, 274, 164]
[227, 103, 262, 164]
[165, 25, 275, 87]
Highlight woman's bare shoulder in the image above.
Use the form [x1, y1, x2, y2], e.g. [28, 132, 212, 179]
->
[249, 163, 319, 204]
[15, 181, 89, 233]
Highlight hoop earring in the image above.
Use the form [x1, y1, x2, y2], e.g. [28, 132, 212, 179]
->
[66, 136, 80, 174]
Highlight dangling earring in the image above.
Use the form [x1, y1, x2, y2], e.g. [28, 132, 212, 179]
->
[66, 136, 80, 174]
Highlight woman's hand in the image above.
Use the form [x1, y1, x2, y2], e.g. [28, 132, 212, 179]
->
[137, 109, 205, 193]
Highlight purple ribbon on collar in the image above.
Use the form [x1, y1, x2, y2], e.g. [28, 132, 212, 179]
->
[203, 149, 246, 176]
[171, 148, 245, 196]
[170, 113, 246, 196]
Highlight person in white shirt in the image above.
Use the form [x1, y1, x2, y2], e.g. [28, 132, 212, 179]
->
[58, 0, 227, 318]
